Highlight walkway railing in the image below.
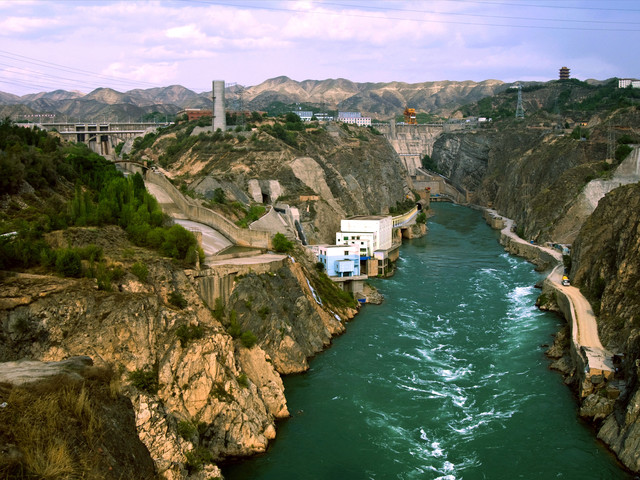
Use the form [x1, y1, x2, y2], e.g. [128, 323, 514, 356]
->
[392, 205, 419, 228]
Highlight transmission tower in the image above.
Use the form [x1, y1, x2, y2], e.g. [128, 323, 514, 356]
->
[606, 125, 615, 162]
[515, 84, 525, 119]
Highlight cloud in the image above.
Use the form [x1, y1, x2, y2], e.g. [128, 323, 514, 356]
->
[102, 61, 178, 84]
[166, 24, 206, 41]
[0, 16, 56, 36]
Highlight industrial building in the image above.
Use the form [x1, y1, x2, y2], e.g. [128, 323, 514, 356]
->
[313, 244, 361, 278]
[178, 108, 212, 122]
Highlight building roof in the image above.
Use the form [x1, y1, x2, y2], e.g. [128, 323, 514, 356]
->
[345, 215, 391, 221]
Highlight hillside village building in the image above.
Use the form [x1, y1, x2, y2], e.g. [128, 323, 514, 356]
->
[338, 112, 372, 126]
[291, 110, 314, 121]
[619, 78, 640, 88]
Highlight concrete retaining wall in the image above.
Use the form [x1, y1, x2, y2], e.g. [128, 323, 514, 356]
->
[146, 172, 272, 249]
[187, 258, 288, 308]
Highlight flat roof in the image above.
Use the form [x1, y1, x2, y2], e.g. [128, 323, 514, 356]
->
[345, 215, 390, 221]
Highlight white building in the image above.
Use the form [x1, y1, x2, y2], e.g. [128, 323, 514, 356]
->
[312, 244, 361, 278]
[341, 116, 372, 126]
[338, 112, 361, 118]
[315, 113, 334, 122]
[338, 112, 372, 126]
[291, 110, 314, 121]
[335, 215, 393, 257]
[618, 78, 640, 88]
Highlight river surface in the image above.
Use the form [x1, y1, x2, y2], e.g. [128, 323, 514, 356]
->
[224, 203, 629, 480]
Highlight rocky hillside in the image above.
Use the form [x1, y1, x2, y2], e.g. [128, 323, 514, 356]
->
[0, 223, 358, 478]
[131, 119, 413, 244]
[238, 76, 509, 117]
[0, 121, 364, 478]
[430, 104, 639, 245]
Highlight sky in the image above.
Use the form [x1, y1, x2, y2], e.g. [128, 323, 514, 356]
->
[0, 0, 639, 96]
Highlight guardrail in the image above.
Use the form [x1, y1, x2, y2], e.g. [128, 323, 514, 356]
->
[392, 205, 419, 228]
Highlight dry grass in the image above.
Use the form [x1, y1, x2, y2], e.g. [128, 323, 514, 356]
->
[0, 366, 131, 480]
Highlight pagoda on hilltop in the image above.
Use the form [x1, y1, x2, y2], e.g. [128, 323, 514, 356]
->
[559, 66, 570, 80]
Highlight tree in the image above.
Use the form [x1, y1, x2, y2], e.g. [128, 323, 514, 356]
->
[212, 187, 226, 204]
[272, 233, 293, 253]
[55, 249, 82, 277]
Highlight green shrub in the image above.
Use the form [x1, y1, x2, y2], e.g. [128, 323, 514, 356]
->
[177, 421, 197, 441]
[128, 369, 159, 394]
[258, 306, 270, 319]
[96, 262, 113, 291]
[169, 291, 188, 309]
[615, 144, 633, 162]
[55, 248, 82, 277]
[176, 324, 204, 347]
[131, 261, 148, 282]
[237, 373, 249, 388]
[272, 232, 293, 253]
[185, 446, 214, 473]
[227, 311, 242, 338]
[240, 330, 257, 348]
[212, 297, 224, 321]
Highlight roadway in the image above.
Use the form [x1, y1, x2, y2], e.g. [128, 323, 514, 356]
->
[145, 182, 232, 256]
[173, 219, 232, 256]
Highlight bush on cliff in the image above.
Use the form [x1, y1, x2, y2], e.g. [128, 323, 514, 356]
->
[272, 232, 293, 253]
[128, 368, 159, 394]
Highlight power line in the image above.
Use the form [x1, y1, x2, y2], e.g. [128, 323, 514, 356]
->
[178, 0, 640, 31]
[305, 1, 640, 25]
[0, 50, 162, 89]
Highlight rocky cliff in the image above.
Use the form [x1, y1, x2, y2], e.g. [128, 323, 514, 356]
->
[431, 108, 639, 245]
[568, 183, 640, 471]
[0, 226, 356, 478]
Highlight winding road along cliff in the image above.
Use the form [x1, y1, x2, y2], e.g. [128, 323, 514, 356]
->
[487, 211, 614, 385]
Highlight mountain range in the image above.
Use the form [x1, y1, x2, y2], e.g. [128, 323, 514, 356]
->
[0, 76, 530, 122]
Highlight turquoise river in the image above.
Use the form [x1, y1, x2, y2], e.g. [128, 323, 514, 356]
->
[223, 203, 630, 480]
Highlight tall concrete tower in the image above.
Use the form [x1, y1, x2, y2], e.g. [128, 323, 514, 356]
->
[212, 80, 226, 131]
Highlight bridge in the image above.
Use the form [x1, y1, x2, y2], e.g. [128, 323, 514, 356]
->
[23, 122, 169, 156]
